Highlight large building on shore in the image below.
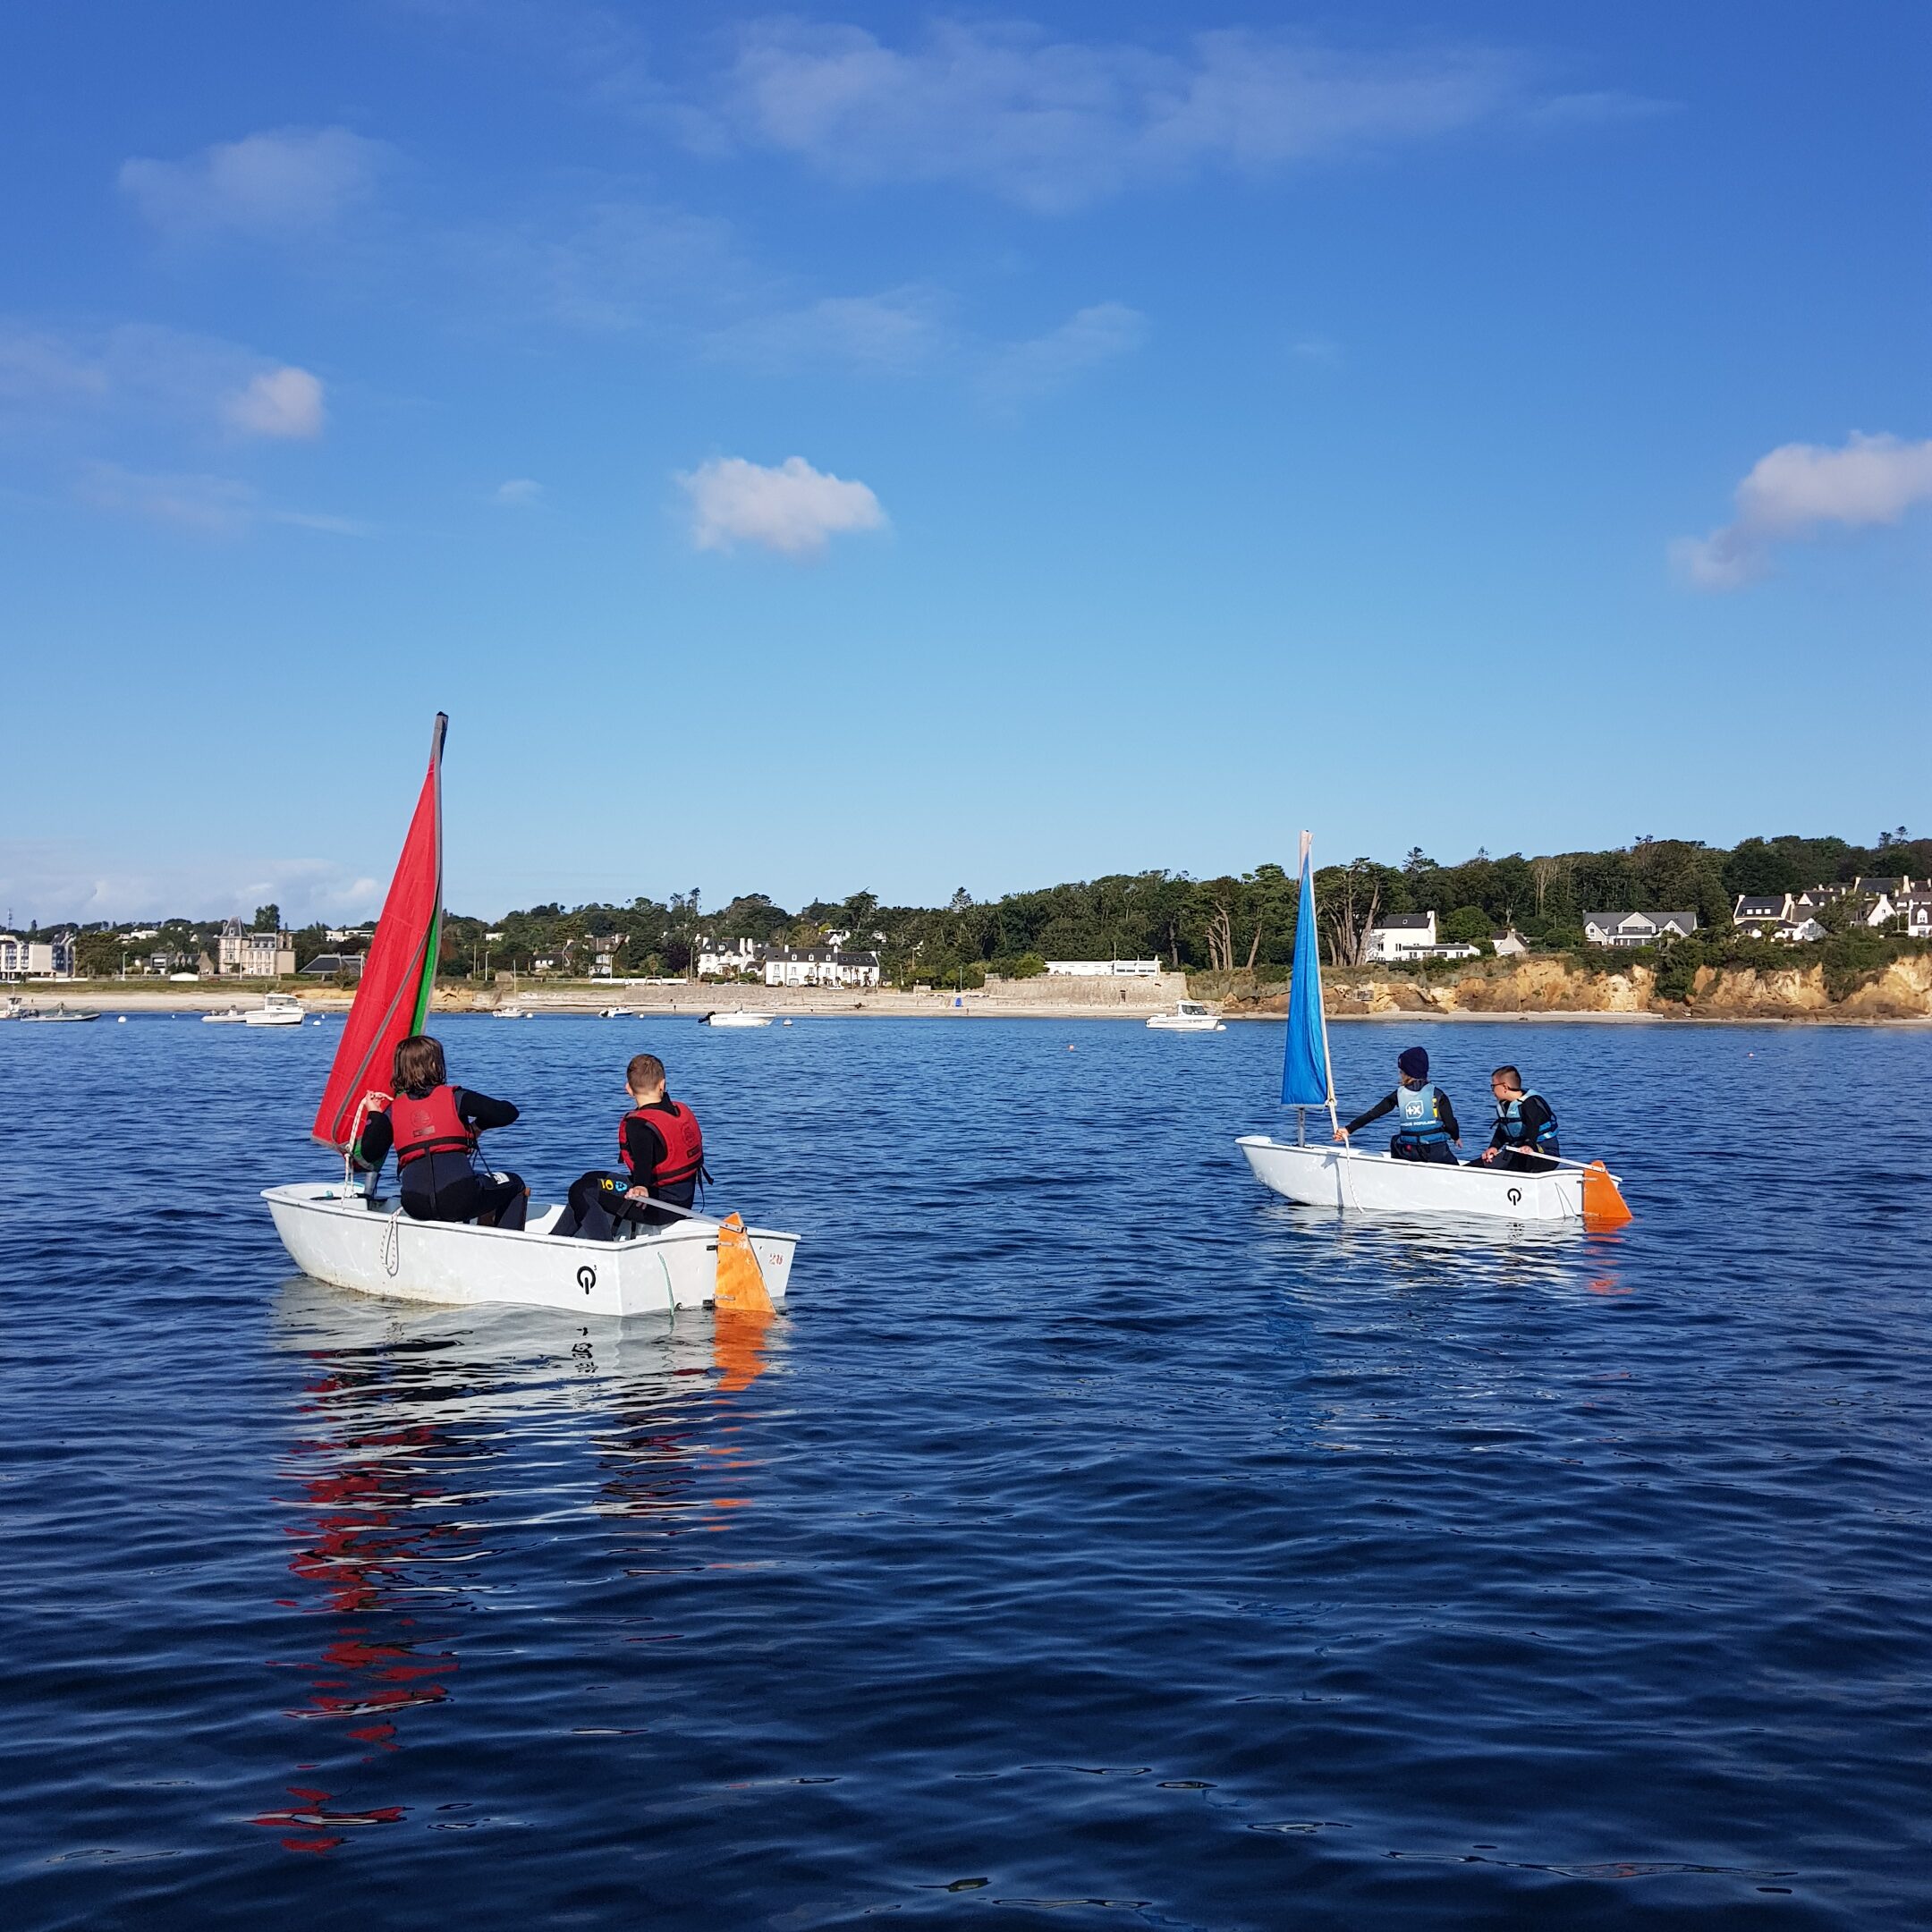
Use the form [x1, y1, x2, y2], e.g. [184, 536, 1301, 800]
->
[0, 935, 74, 980]
[217, 918, 294, 978]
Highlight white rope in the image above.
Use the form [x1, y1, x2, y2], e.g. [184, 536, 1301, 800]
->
[382, 1208, 404, 1278]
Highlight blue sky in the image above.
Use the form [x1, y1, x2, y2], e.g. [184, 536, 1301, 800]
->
[2, 1, 1926, 923]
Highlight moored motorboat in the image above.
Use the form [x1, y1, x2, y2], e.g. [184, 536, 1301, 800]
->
[703, 1009, 773, 1028]
[599, 1005, 633, 1019]
[18, 1001, 99, 1022]
[244, 993, 307, 1027]
[263, 1182, 797, 1316]
[203, 1005, 248, 1024]
[1148, 999, 1224, 1031]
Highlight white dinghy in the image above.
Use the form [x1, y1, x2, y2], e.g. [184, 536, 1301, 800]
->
[1236, 832, 1632, 1229]
[703, 1009, 773, 1028]
[268, 713, 803, 1315]
[264, 1183, 797, 1317]
[1236, 1135, 1588, 1222]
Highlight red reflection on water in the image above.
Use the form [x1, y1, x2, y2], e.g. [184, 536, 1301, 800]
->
[258, 1345, 487, 1854]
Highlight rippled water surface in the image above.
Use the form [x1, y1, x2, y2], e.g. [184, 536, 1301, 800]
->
[3, 1014, 1929, 1929]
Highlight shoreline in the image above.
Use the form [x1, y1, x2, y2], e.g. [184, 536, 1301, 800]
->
[8, 985, 1930, 1028]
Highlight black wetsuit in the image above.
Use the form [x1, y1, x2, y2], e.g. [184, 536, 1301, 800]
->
[358, 1088, 527, 1229]
[1344, 1087, 1462, 1164]
[558, 1102, 699, 1242]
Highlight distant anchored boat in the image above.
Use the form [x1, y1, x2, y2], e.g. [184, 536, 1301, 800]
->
[17, 1001, 99, 1022]
[245, 993, 308, 1027]
[703, 1010, 774, 1028]
[1147, 999, 1224, 1031]
[1234, 832, 1632, 1228]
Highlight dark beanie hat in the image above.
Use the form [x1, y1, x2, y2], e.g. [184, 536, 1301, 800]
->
[1398, 1046, 1429, 1080]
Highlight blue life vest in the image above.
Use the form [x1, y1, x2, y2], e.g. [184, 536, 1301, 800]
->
[1394, 1082, 1449, 1144]
[1496, 1091, 1557, 1149]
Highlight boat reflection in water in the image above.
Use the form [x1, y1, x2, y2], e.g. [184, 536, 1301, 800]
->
[259, 1280, 783, 1854]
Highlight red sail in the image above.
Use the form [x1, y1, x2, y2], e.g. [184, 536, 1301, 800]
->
[311, 715, 447, 1149]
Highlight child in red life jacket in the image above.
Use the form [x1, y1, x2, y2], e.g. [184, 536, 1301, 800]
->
[354, 1033, 528, 1229]
[551, 1052, 706, 1242]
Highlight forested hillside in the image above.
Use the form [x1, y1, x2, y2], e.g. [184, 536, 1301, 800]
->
[425, 829, 1928, 987]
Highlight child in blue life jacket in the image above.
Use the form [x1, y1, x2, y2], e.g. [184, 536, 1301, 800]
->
[1478, 1066, 1561, 1173]
[550, 1052, 707, 1242]
[353, 1033, 528, 1228]
[1335, 1045, 1462, 1164]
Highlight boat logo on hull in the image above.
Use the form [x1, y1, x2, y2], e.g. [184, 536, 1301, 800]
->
[577, 1265, 597, 1294]
[1506, 1187, 1522, 1207]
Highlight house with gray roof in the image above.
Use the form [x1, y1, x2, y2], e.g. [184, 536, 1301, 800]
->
[1364, 910, 1479, 962]
[1583, 911, 1699, 948]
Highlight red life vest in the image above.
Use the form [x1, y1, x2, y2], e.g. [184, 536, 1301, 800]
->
[618, 1099, 704, 1195]
[389, 1084, 477, 1167]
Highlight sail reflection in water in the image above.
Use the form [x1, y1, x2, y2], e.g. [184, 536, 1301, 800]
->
[259, 1284, 783, 1852]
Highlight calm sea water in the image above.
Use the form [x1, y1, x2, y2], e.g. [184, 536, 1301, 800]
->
[2, 1013, 1928, 1929]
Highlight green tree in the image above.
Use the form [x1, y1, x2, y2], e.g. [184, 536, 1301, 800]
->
[1442, 905, 1491, 945]
[252, 902, 281, 932]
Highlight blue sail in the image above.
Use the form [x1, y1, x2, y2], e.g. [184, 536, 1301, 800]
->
[1279, 837, 1333, 1108]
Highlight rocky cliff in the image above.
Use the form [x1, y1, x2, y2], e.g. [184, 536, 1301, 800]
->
[1209, 952, 1932, 1021]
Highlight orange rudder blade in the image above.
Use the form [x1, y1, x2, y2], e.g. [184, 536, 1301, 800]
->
[715, 1212, 775, 1315]
[1581, 1161, 1633, 1230]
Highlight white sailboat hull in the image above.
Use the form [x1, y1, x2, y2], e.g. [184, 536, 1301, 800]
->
[704, 1011, 774, 1028]
[1236, 1134, 1584, 1222]
[263, 1182, 798, 1317]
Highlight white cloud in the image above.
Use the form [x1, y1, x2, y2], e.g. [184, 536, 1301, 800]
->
[118, 126, 389, 239]
[494, 478, 544, 506]
[78, 462, 367, 539]
[223, 365, 326, 438]
[679, 454, 886, 558]
[0, 320, 327, 444]
[1673, 432, 1932, 589]
[981, 302, 1147, 402]
[720, 21, 1525, 211]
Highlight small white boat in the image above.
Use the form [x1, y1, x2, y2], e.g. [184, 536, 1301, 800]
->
[1237, 1135, 1590, 1222]
[18, 1002, 99, 1022]
[203, 1005, 248, 1024]
[1148, 999, 1224, 1031]
[599, 1005, 633, 1019]
[495, 1003, 534, 1020]
[244, 993, 308, 1027]
[263, 1183, 797, 1317]
[703, 1010, 774, 1028]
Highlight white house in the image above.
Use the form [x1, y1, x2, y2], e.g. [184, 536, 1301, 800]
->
[217, 917, 294, 978]
[1364, 911, 1479, 962]
[1733, 893, 1793, 936]
[695, 935, 767, 979]
[1892, 891, 1932, 938]
[1582, 911, 1699, 948]
[0, 935, 75, 980]
[1044, 958, 1163, 977]
[1795, 880, 1906, 928]
[763, 945, 882, 989]
[1490, 929, 1529, 958]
